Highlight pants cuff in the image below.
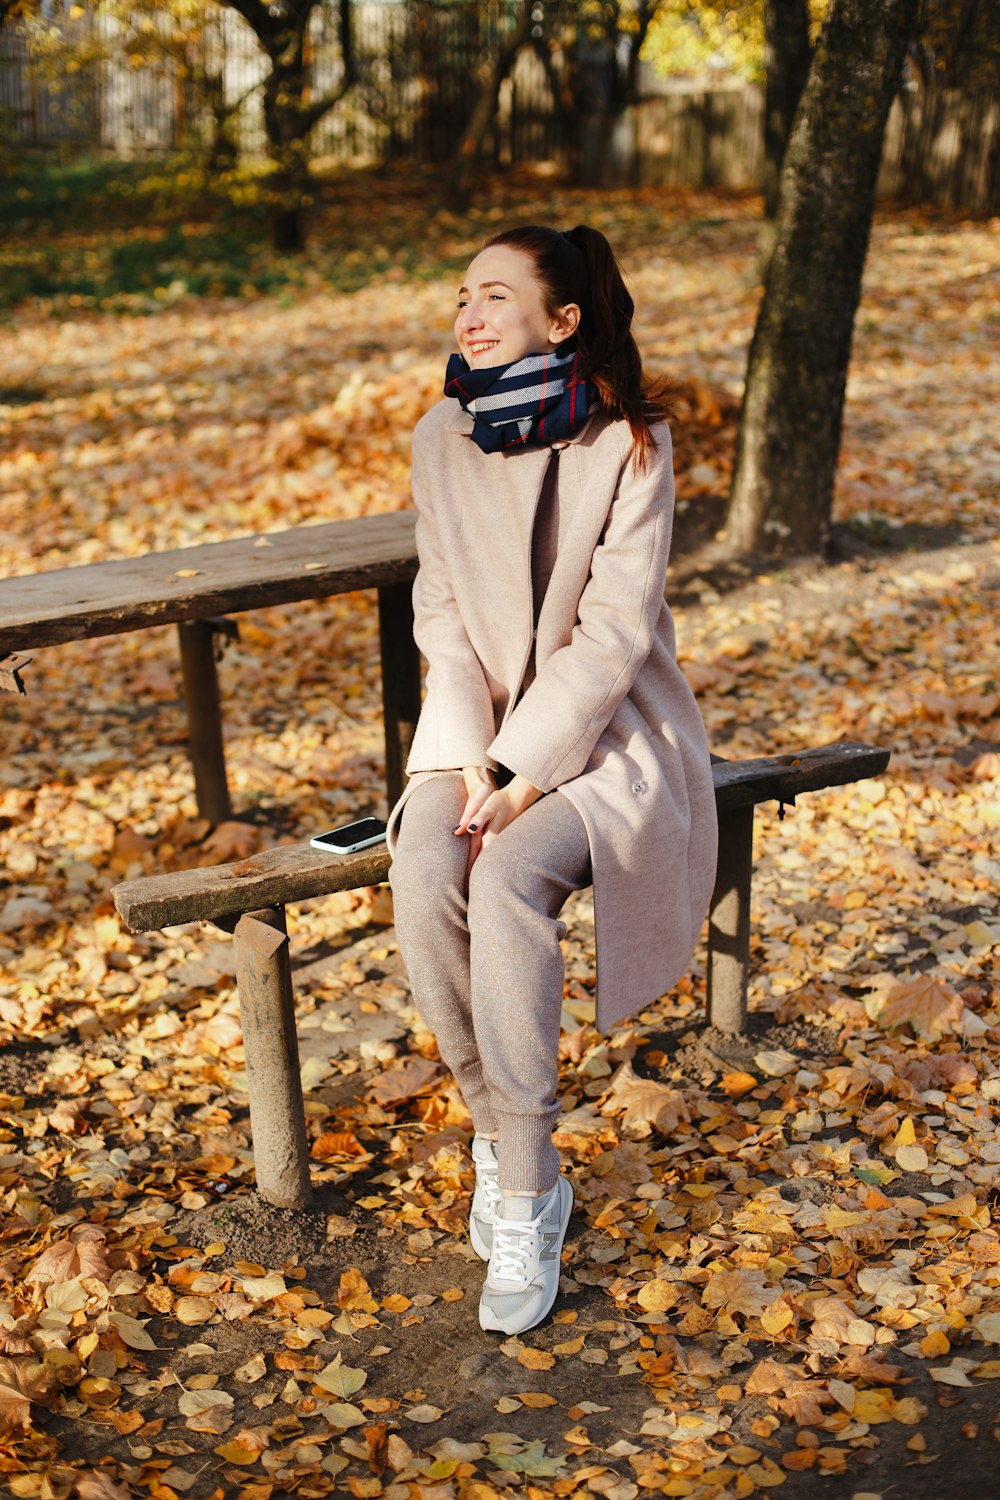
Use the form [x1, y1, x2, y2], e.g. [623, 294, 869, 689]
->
[496, 1111, 560, 1194]
[456, 1060, 499, 1137]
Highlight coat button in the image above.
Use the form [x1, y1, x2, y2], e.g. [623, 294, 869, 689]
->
[631, 779, 647, 795]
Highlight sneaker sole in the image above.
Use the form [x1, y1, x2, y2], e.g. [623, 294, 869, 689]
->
[479, 1177, 575, 1335]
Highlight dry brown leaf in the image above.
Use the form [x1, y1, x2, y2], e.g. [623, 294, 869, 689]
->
[338, 1268, 379, 1313]
[599, 1060, 690, 1138]
[702, 1268, 779, 1319]
[368, 1056, 443, 1104]
[874, 974, 964, 1038]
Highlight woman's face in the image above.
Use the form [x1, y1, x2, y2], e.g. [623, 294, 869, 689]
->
[454, 245, 579, 369]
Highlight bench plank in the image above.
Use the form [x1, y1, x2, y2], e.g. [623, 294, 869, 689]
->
[113, 742, 889, 933]
[116, 842, 393, 932]
[712, 741, 888, 810]
[0, 513, 418, 650]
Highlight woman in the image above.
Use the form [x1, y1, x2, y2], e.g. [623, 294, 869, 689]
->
[386, 225, 718, 1335]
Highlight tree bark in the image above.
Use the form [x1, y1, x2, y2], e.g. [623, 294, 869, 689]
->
[572, 0, 657, 188]
[226, 0, 355, 251]
[447, 2, 534, 210]
[758, 0, 812, 268]
[724, 0, 919, 558]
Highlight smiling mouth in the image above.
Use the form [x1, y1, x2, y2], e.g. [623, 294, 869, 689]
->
[468, 341, 500, 356]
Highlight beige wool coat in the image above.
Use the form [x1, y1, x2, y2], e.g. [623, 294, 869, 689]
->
[385, 396, 719, 1031]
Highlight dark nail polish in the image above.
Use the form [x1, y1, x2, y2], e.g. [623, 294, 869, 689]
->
[468, 823, 478, 832]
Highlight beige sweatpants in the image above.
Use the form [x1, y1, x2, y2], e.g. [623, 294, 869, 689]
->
[388, 770, 592, 1193]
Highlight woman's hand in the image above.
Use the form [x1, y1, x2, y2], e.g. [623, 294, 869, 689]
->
[459, 765, 496, 822]
[454, 772, 545, 874]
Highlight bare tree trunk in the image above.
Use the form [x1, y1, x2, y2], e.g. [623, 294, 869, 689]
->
[759, 0, 812, 268]
[724, 0, 918, 558]
[228, 0, 355, 252]
[447, 3, 534, 210]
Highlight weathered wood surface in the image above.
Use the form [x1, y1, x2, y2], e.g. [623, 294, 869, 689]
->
[712, 741, 888, 810]
[113, 741, 889, 933]
[0, 512, 418, 650]
[232, 908, 313, 1208]
[116, 842, 393, 932]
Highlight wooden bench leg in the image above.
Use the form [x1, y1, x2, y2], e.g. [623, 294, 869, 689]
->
[232, 907, 313, 1209]
[377, 581, 421, 809]
[178, 620, 233, 825]
[707, 807, 754, 1035]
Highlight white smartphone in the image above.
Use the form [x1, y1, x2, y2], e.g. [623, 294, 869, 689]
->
[309, 817, 387, 854]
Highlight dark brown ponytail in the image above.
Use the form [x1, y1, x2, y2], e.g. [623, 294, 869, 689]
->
[485, 223, 674, 467]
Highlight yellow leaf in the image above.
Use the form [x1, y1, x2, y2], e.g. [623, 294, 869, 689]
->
[852, 1388, 895, 1424]
[636, 1280, 678, 1313]
[517, 1348, 555, 1371]
[177, 1389, 232, 1417]
[891, 1396, 928, 1424]
[760, 1303, 794, 1336]
[241, 1278, 287, 1302]
[919, 1330, 950, 1357]
[214, 1440, 262, 1466]
[517, 1392, 558, 1408]
[896, 1144, 929, 1172]
[553, 1335, 586, 1355]
[78, 1376, 121, 1409]
[894, 1116, 916, 1147]
[174, 1296, 215, 1325]
[314, 1354, 367, 1399]
[721, 1071, 757, 1095]
[337, 1268, 378, 1313]
[405, 1403, 444, 1423]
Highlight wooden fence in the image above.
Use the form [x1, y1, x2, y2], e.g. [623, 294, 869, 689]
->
[1, 6, 996, 214]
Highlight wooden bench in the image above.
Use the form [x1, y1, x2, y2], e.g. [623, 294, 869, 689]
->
[0, 513, 420, 819]
[112, 741, 889, 1209]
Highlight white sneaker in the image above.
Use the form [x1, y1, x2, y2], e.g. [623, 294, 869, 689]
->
[479, 1176, 574, 1334]
[469, 1134, 501, 1260]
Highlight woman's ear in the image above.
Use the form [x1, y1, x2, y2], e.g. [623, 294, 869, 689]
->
[549, 302, 581, 345]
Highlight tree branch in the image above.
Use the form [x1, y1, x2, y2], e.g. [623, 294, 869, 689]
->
[299, 0, 356, 132]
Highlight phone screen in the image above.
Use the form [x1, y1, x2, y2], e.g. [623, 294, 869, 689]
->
[311, 817, 387, 851]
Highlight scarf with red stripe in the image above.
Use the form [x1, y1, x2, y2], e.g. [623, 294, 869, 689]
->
[444, 345, 600, 454]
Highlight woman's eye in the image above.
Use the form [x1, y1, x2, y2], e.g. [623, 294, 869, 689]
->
[456, 300, 468, 310]
[488, 293, 505, 302]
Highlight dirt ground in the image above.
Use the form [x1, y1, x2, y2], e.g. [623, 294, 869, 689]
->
[1, 181, 998, 1499]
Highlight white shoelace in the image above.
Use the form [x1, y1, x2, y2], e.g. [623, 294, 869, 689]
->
[478, 1169, 502, 1215]
[491, 1220, 537, 1282]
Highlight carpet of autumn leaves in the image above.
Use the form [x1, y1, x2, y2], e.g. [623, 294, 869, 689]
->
[0, 174, 998, 1500]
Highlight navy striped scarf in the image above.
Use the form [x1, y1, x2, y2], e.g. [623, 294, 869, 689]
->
[444, 346, 600, 454]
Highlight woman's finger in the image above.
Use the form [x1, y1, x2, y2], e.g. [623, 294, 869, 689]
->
[453, 779, 494, 835]
[466, 822, 486, 879]
[479, 797, 512, 849]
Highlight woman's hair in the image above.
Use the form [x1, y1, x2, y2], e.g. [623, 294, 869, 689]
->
[485, 223, 674, 467]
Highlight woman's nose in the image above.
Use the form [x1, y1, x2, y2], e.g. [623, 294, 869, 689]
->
[457, 303, 484, 332]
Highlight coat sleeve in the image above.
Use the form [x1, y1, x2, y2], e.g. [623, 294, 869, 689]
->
[404, 426, 497, 774]
[487, 426, 675, 792]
